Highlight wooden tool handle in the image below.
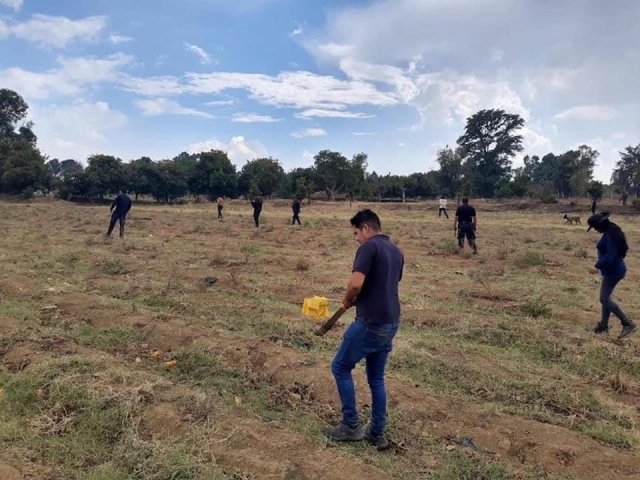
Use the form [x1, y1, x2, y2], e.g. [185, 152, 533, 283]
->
[314, 306, 347, 336]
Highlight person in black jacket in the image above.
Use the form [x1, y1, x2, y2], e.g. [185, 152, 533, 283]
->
[453, 197, 477, 254]
[587, 212, 636, 339]
[292, 198, 301, 225]
[106, 190, 132, 238]
[251, 197, 263, 227]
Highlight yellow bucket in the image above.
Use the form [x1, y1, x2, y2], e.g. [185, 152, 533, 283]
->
[302, 296, 330, 320]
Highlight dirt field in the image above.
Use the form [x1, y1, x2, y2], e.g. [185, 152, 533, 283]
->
[1, 198, 639, 480]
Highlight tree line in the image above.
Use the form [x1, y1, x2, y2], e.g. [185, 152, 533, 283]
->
[2, 88, 639, 204]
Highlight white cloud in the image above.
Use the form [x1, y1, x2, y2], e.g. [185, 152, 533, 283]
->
[183, 71, 398, 110]
[187, 136, 268, 165]
[290, 26, 303, 37]
[109, 33, 133, 44]
[0, 14, 106, 48]
[231, 113, 281, 123]
[185, 43, 213, 65]
[0, 0, 22, 11]
[134, 98, 214, 118]
[0, 53, 133, 99]
[291, 128, 327, 138]
[204, 99, 235, 106]
[353, 132, 373, 136]
[553, 105, 619, 121]
[119, 75, 184, 97]
[31, 101, 128, 161]
[296, 108, 373, 119]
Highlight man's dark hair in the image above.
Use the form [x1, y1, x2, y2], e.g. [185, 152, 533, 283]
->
[462, 197, 469, 204]
[350, 209, 381, 231]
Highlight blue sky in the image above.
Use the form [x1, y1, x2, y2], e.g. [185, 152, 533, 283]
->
[1, 0, 638, 182]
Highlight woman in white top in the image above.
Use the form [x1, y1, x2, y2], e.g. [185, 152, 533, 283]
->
[438, 195, 449, 219]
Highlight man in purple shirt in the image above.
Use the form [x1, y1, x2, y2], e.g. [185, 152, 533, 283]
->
[323, 209, 404, 451]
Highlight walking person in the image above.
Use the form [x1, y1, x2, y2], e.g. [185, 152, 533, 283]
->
[438, 195, 449, 219]
[292, 197, 301, 225]
[251, 196, 263, 227]
[106, 190, 131, 238]
[323, 209, 404, 451]
[591, 198, 597, 215]
[588, 212, 637, 339]
[454, 197, 477, 254]
[217, 196, 224, 220]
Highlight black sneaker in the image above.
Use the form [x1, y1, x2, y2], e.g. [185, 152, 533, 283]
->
[618, 324, 637, 340]
[593, 323, 609, 334]
[365, 426, 390, 451]
[323, 423, 364, 442]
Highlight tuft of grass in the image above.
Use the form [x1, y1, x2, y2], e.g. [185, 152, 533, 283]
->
[102, 260, 126, 275]
[73, 325, 143, 351]
[515, 250, 544, 267]
[295, 258, 310, 271]
[574, 248, 588, 258]
[430, 450, 510, 480]
[521, 296, 552, 318]
[440, 238, 459, 255]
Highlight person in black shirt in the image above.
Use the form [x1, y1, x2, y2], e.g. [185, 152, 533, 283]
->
[291, 198, 301, 225]
[454, 197, 477, 254]
[251, 197, 263, 227]
[106, 190, 132, 238]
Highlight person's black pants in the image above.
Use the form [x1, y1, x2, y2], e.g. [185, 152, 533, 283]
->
[218, 205, 223, 219]
[292, 211, 301, 225]
[107, 213, 126, 237]
[253, 211, 261, 227]
[457, 223, 476, 253]
[439, 208, 449, 219]
[599, 273, 632, 327]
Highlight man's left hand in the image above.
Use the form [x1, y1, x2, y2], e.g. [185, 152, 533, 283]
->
[588, 267, 599, 275]
[342, 297, 356, 309]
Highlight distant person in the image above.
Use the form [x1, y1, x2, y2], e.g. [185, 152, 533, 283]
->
[292, 198, 301, 225]
[106, 190, 132, 238]
[251, 197, 263, 227]
[454, 197, 477, 254]
[438, 195, 449, 219]
[591, 198, 597, 215]
[323, 209, 404, 451]
[217, 196, 224, 220]
[587, 212, 636, 339]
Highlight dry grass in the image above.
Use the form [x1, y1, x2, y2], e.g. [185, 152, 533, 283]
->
[1, 198, 639, 480]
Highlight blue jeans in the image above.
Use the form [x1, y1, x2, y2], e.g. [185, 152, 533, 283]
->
[600, 272, 631, 327]
[331, 319, 399, 437]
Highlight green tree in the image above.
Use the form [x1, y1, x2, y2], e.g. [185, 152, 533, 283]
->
[612, 144, 640, 200]
[313, 150, 351, 200]
[435, 146, 463, 197]
[587, 180, 605, 201]
[127, 157, 156, 201]
[1, 146, 49, 194]
[191, 150, 238, 199]
[150, 159, 189, 203]
[456, 109, 525, 198]
[239, 157, 286, 198]
[84, 154, 126, 198]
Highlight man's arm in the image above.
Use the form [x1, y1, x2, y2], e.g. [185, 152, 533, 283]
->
[342, 242, 376, 308]
[110, 197, 116, 212]
[453, 212, 458, 235]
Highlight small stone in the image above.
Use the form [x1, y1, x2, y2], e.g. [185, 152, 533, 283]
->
[445, 445, 456, 451]
[498, 439, 512, 450]
[289, 393, 302, 402]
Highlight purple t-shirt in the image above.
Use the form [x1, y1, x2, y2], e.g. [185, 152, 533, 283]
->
[352, 234, 404, 324]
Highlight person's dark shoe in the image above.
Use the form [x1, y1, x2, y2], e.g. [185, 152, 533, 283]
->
[618, 324, 637, 339]
[593, 323, 609, 334]
[365, 426, 390, 451]
[323, 423, 364, 442]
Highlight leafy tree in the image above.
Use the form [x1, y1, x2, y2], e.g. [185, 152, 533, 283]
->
[127, 157, 156, 201]
[493, 177, 512, 199]
[435, 146, 463, 197]
[150, 159, 189, 203]
[612, 144, 640, 200]
[313, 150, 351, 200]
[1, 146, 48, 194]
[84, 154, 126, 197]
[510, 167, 531, 198]
[587, 180, 605, 201]
[239, 157, 286, 198]
[191, 150, 238, 199]
[456, 109, 524, 198]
